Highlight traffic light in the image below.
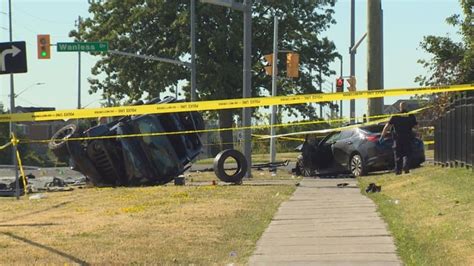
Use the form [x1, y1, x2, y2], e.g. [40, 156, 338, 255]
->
[37, 34, 51, 59]
[264, 54, 273, 76]
[336, 77, 344, 92]
[347, 76, 356, 91]
[286, 52, 299, 78]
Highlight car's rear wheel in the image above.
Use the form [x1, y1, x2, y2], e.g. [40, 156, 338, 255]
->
[48, 124, 78, 160]
[296, 157, 314, 177]
[350, 153, 367, 177]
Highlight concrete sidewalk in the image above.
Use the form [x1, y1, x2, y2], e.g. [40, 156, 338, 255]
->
[248, 178, 401, 266]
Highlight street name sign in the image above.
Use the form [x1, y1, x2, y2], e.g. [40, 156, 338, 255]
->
[57, 42, 109, 52]
[0, 41, 27, 75]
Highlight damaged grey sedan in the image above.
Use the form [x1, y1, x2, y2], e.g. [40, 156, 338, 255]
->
[49, 96, 204, 186]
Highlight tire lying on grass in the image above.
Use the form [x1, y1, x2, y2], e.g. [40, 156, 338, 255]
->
[213, 149, 248, 184]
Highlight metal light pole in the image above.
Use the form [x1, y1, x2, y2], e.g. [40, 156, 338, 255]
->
[8, 0, 19, 199]
[76, 16, 83, 109]
[190, 0, 197, 101]
[242, 0, 252, 178]
[337, 55, 343, 119]
[269, 14, 278, 168]
[349, 0, 355, 123]
[319, 68, 323, 118]
[13, 82, 45, 99]
[199, 0, 252, 177]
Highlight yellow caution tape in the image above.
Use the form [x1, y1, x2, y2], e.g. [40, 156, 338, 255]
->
[252, 134, 305, 141]
[0, 141, 12, 150]
[0, 83, 471, 123]
[19, 106, 431, 145]
[260, 106, 428, 139]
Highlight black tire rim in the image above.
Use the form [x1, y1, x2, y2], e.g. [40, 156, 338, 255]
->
[297, 159, 312, 177]
[350, 155, 362, 176]
[302, 167, 313, 177]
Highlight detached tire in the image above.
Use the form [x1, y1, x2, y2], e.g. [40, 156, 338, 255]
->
[213, 149, 248, 183]
[48, 124, 78, 160]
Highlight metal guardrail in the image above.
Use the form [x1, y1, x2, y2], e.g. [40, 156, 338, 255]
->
[434, 91, 473, 170]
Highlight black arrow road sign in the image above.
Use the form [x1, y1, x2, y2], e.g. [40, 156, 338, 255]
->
[0, 41, 27, 75]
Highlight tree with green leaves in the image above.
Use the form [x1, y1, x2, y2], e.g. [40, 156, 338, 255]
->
[72, 0, 338, 150]
[416, 0, 472, 86]
[414, 0, 472, 121]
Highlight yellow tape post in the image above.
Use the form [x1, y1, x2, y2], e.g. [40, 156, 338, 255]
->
[9, 134, 27, 195]
[0, 83, 471, 123]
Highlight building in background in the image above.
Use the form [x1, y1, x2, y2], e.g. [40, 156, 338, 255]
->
[383, 99, 424, 114]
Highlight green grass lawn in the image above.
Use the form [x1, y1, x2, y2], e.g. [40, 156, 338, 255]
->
[0, 177, 296, 264]
[358, 166, 473, 265]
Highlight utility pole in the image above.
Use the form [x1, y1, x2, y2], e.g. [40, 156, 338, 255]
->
[8, 0, 19, 199]
[269, 14, 278, 169]
[242, 0, 252, 178]
[349, 0, 355, 123]
[190, 0, 197, 101]
[331, 82, 335, 119]
[76, 16, 82, 109]
[337, 55, 343, 119]
[367, 0, 384, 118]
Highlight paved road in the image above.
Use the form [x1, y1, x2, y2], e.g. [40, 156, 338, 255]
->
[189, 161, 296, 173]
[249, 178, 401, 266]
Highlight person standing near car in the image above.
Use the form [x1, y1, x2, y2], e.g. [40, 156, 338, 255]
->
[381, 101, 418, 175]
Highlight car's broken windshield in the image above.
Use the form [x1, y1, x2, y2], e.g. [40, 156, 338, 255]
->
[136, 116, 182, 177]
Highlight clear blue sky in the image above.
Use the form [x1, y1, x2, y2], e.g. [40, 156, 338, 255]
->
[0, 0, 463, 119]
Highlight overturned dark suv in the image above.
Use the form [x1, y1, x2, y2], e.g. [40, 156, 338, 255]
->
[49, 96, 204, 186]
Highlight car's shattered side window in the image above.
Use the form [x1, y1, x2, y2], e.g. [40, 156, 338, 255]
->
[325, 132, 341, 144]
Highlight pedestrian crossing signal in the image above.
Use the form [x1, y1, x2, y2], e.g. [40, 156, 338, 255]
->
[264, 54, 273, 76]
[286, 52, 299, 78]
[336, 78, 344, 92]
[347, 76, 356, 92]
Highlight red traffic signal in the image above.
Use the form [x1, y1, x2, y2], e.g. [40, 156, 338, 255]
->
[336, 78, 344, 92]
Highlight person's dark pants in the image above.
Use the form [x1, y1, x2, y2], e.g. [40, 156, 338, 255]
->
[393, 140, 412, 174]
